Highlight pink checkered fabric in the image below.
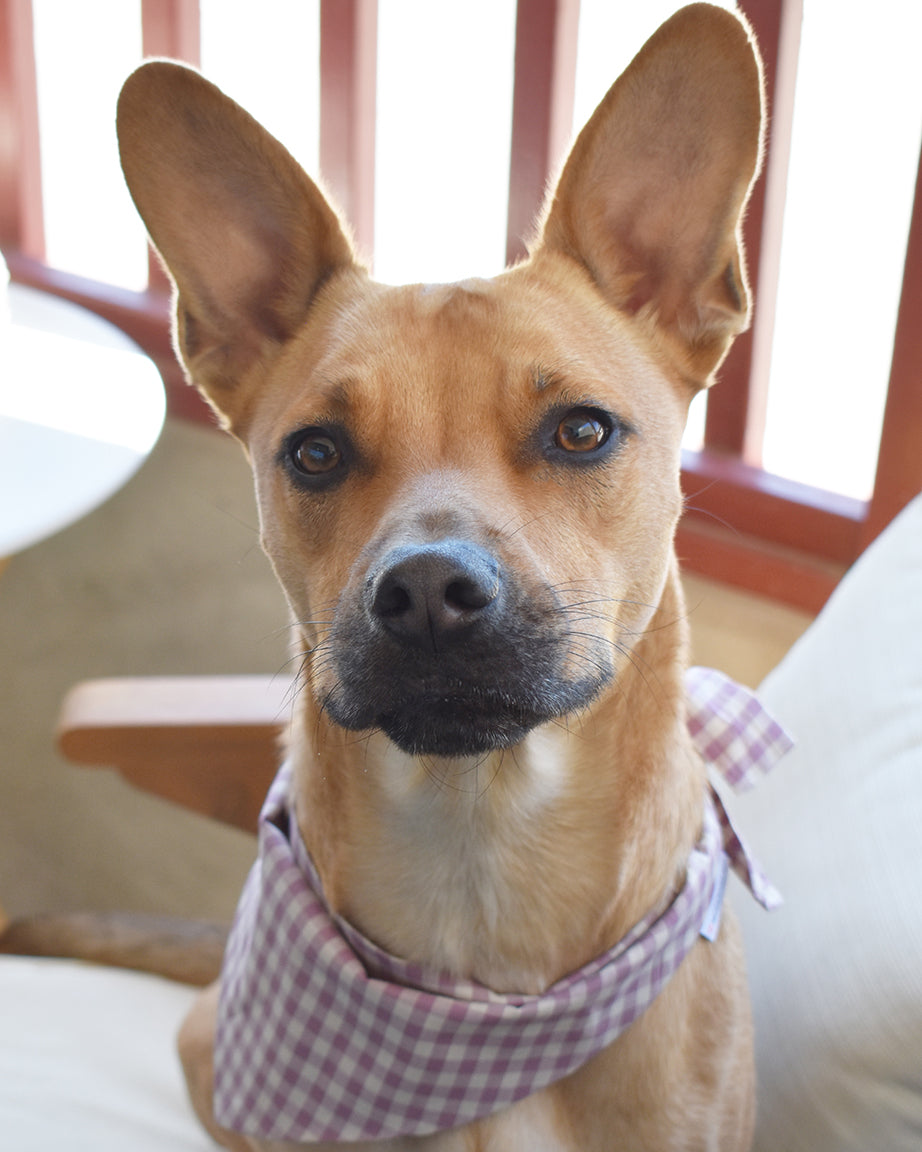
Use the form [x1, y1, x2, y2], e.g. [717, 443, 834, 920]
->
[213, 668, 791, 1144]
[686, 666, 792, 910]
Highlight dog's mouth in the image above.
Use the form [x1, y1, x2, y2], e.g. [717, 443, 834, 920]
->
[327, 673, 607, 758]
[318, 538, 612, 758]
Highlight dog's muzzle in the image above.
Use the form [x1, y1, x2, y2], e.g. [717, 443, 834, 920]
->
[322, 537, 610, 757]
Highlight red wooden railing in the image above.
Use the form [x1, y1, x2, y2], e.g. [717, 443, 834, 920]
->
[2, 0, 921, 613]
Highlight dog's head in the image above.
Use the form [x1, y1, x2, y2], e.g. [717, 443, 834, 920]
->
[117, 4, 762, 759]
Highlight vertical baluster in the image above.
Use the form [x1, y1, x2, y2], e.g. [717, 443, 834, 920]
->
[702, 0, 801, 465]
[320, 0, 377, 265]
[863, 141, 922, 546]
[0, 0, 44, 258]
[140, 0, 200, 292]
[505, 0, 579, 267]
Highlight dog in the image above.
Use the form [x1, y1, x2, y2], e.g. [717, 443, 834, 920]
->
[113, 5, 767, 1148]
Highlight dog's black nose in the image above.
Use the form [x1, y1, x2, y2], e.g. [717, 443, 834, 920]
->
[369, 540, 500, 649]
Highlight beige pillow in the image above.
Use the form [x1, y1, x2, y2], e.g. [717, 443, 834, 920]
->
[725, 494, 922, 1150]
[0, 956, 208, 1150]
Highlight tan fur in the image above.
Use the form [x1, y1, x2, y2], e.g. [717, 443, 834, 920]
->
[0, 913, 226, 986]
[117, 5, 764, 1149]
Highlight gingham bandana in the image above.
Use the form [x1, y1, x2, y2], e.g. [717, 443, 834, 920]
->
[214, 667, 791, 1144]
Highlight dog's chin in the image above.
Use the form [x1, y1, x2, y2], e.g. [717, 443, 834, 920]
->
[324, 675, 610, 759]
[377, 707, 534, 758]
[383, 724, 525, 758]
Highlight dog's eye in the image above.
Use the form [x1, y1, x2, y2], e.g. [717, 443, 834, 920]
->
[290, 430, 343, 476]
[555, 408, 611, 453]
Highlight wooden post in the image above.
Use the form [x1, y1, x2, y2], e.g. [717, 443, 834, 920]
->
[703, 0, 802, 463]
[0, 0, 44, 257]
[140, 0, 200, 291]
[320, 0, 377, 264]
[505, 0, 579, 266]
[863, 140, 922, 546]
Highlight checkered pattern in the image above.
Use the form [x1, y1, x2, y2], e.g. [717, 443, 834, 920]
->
[686, 665, 794, 791]
[213, 668, 791, 1143]
[686, 666, 792, 910]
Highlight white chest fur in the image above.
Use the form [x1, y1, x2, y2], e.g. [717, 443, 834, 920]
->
[349, 727, 577, 993]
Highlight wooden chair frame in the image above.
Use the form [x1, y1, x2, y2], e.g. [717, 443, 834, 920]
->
[56, 675, 289, 835]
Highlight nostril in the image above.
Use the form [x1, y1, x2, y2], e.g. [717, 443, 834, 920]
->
[445, 576, 495, 613]
[373, 577, 412, 619]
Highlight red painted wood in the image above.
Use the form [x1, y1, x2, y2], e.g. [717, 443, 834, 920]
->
[738, 0, 803, 466]
[681, 448, 864, 567]
[141, 0, 200, 62]
[141, 0, 200, 292]
[505, 0, 579, 266]
[0, 0, 43, 257]
[862, 140, 922, 547]
[320, 0, 377, 263]
[704, 0, 801, 461]
[676, 519, 842, 615]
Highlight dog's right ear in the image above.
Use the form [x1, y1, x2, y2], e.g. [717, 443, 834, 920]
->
[117, 61, 356, 430]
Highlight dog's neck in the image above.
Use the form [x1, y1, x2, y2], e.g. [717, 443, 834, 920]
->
[288, 561, 703, 995]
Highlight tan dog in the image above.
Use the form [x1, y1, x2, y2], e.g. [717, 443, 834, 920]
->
[116, 5, 764, 1148]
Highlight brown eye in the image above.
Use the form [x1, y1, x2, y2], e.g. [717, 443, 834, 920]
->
[291, 431, 342, 475]
[555, 408, 611, 453]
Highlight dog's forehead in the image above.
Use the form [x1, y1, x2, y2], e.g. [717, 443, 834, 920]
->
[275, 266, 664, 423]
[342, 272, 627, 359]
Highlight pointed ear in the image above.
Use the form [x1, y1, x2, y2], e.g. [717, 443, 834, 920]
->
[117, 61, 357, 427]
[539, 3, 764, 387]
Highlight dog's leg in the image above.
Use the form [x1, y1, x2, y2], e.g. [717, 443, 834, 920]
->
[178, 982, 256, 1152]
[0, 912, 227, 985]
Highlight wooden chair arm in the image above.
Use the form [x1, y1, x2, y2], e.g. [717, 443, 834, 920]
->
[56, 676, 290, 833]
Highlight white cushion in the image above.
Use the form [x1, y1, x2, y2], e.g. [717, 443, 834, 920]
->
[726, 494, 922, 1150]
[0, 956, 210, 1150]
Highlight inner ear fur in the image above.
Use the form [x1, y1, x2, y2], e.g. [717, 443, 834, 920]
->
[539, 3, 765, 387]
[117, 60, 357, 426]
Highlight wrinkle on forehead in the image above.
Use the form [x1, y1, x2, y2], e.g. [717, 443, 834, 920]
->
[252, 264, 685, 472]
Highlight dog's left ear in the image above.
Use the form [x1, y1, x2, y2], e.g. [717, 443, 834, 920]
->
[539, 3, 764, 388]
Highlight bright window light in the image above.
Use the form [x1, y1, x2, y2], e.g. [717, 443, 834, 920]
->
[32, 0, 147, 290]
[762, 0, 922, 499]
[199, 0, 320, 178]
[373, 0, 516, 285]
